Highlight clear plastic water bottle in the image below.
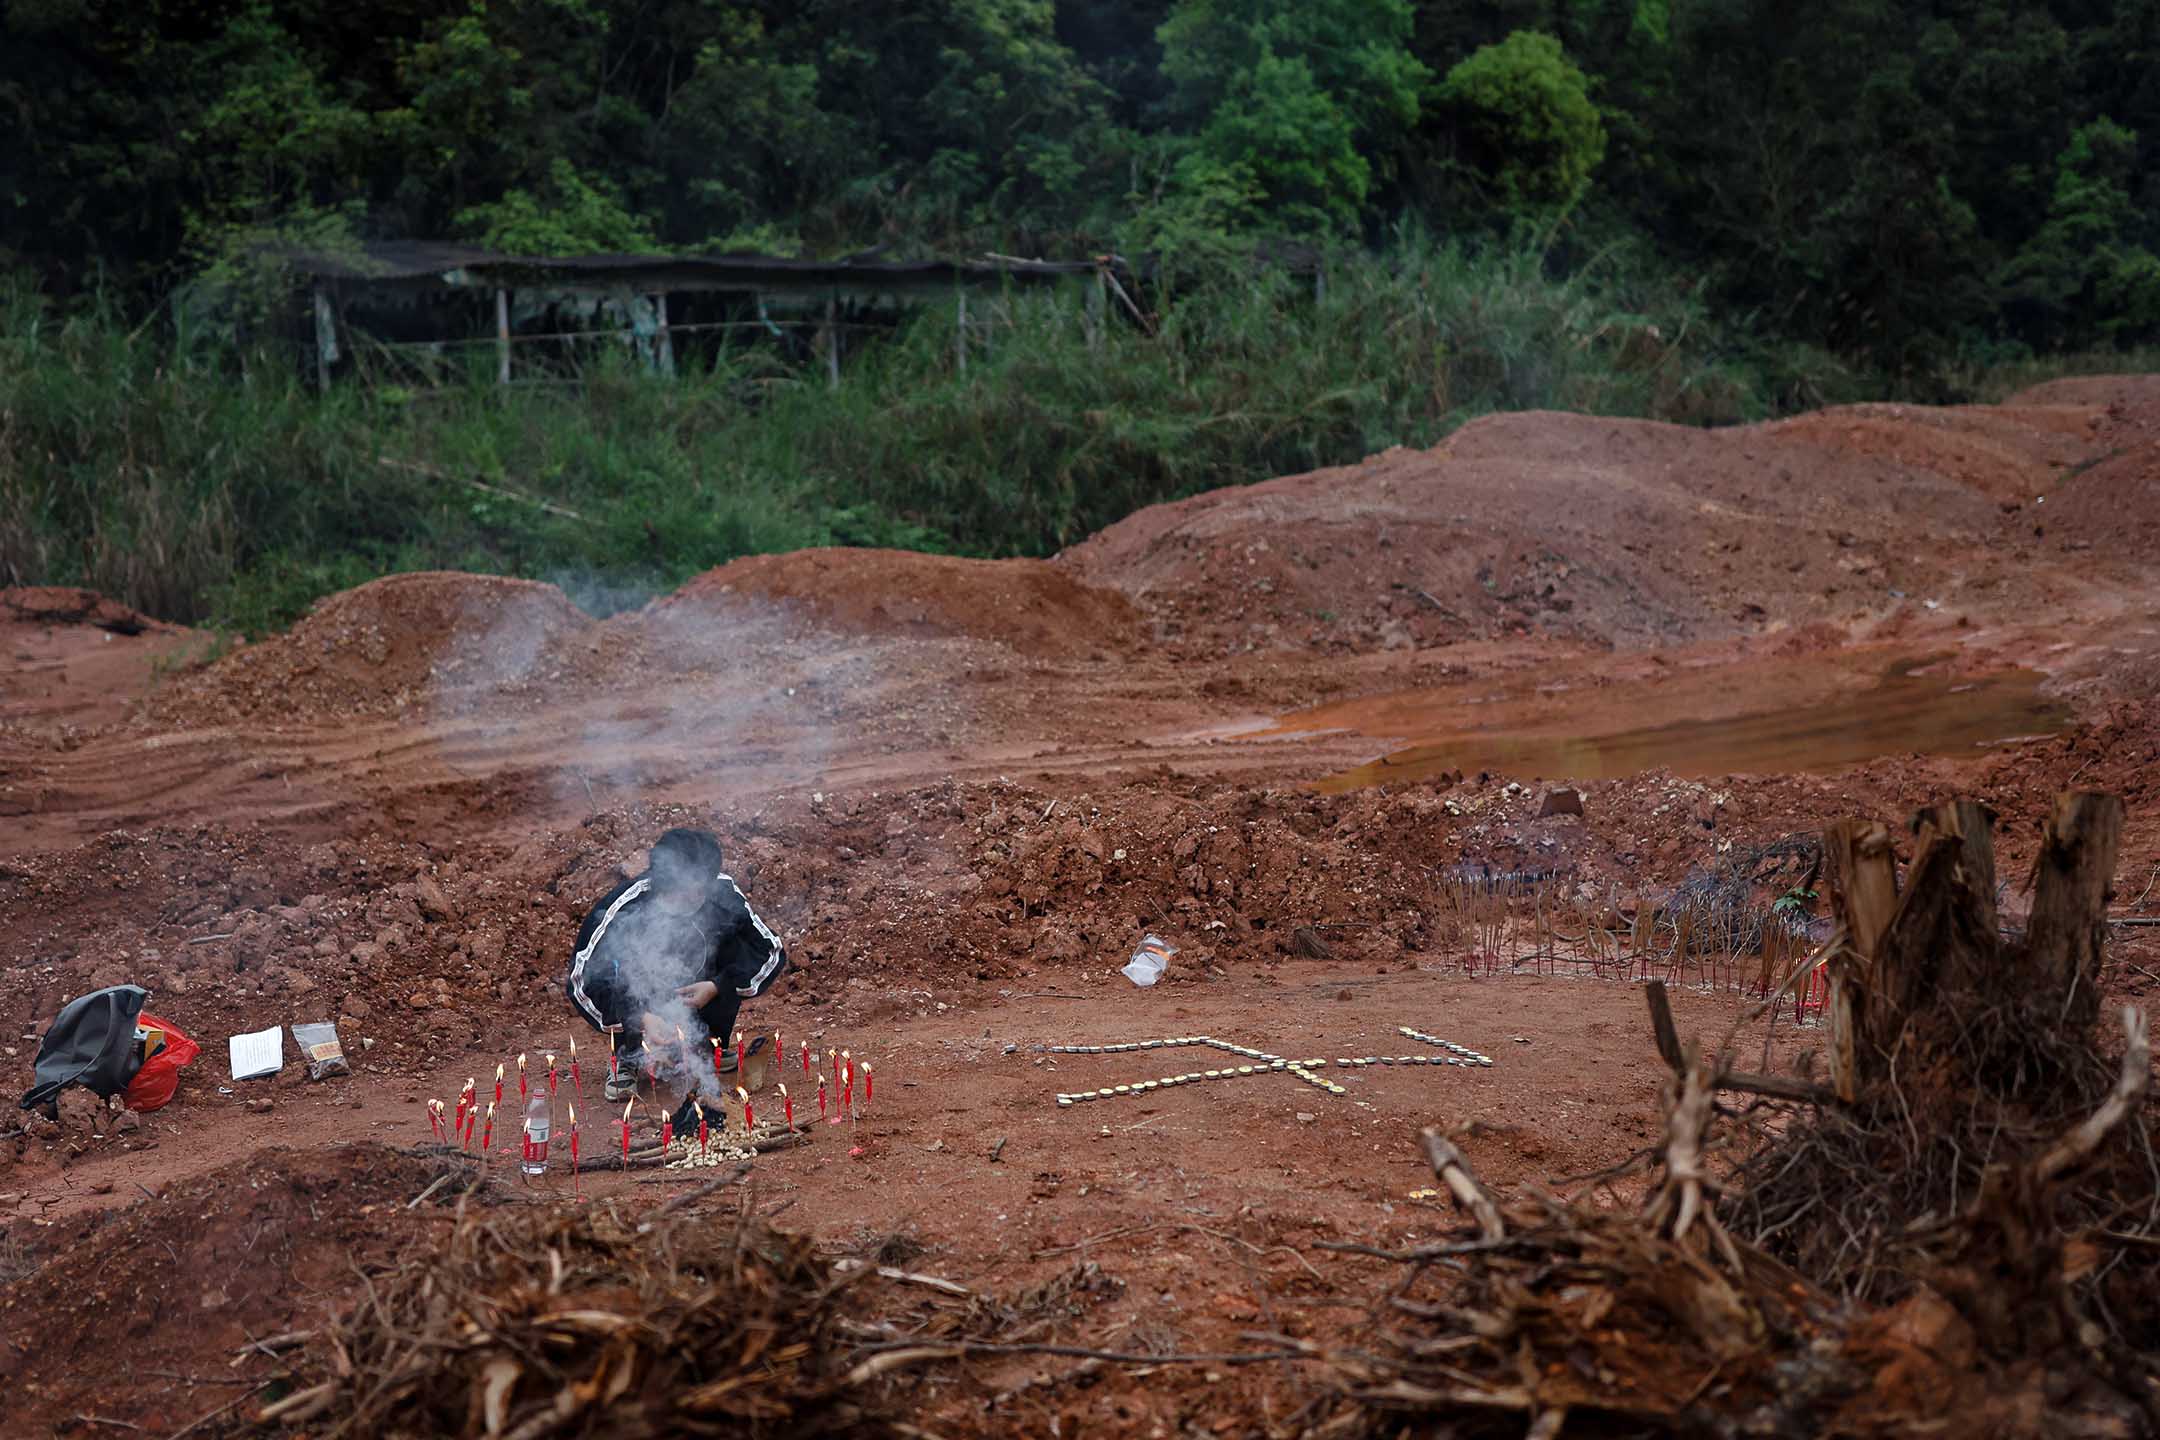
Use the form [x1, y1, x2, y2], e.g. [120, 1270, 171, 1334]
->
[521, 1090, 552, 1176]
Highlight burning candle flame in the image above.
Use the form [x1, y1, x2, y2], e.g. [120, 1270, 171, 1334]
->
[517, 1052, 526, 1070]
[778, 1082, 788, 1097]
[623, 1100, 635, 1124]
[568, 1102, 577, 1125]
[495, 1062, 505, 1081]
[546, 1053, 555, 1069]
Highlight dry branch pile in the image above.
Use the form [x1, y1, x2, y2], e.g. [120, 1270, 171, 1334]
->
[1314, 1159, 1838, 1437]
[1311, 793, 2160, 1439]
[271, 1200, 898, 1439]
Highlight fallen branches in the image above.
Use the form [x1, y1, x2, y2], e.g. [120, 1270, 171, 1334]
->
[1417, 1128, 1503, 1243]
[284, 1198, 895, 1438]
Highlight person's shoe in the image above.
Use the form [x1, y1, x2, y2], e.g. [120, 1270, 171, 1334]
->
[712, 1047, 739, 1076]
[603, 1069, 639, 1103]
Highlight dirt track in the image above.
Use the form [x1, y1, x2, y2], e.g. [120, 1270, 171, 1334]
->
[4, 379, 2159, 1434]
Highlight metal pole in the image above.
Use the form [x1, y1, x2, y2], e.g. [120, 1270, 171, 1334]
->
[495, 288, 511, 385]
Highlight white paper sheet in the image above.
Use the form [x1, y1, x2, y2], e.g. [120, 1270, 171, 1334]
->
[229, 1025, 284, 1080]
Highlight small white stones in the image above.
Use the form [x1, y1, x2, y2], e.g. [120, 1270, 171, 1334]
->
[1056, 1096, 1072, 1107]
[1237, 1065, 1255, 1076]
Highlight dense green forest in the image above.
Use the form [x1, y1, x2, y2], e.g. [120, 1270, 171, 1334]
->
[3, 1, 2158, 629]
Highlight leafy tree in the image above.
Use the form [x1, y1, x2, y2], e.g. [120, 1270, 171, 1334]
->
[456, 157, 657, 253]
[1155, 0, 1426, 230]
[1998, 119, 2160, 347]
[1432, 30, 1605, 222]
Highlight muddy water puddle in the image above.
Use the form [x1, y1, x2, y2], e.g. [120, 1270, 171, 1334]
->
[1266, 652, 2070, 793]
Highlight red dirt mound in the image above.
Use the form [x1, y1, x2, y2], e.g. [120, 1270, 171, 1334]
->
[1758, 400, 2096, 504]
[2005, 373, 2160, 414]
[148, 572, 595, 726]
[0, 1144, 439, 1433]
[0, 587, 157, 635]
[1065, 398, 2138, 657]
[663, 547, 1141, 658]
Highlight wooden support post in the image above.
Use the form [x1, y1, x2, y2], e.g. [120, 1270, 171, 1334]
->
[495, 288, 511, 385]
[655, 293, 676, 378]
[2024, 792, 2125, 1031]
[1087, 269, 1106, 349]
[1824, 819, 1898, 1101]
[825, 297, 840, 391]
[955, 288, 967, 375]
[311, 286, 337, 394]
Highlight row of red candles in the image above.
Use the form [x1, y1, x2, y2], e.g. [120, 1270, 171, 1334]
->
[424, 1035, 874, 1181]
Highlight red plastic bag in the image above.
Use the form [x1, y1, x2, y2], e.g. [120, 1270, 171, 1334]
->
[122, 1012, 200, 1112]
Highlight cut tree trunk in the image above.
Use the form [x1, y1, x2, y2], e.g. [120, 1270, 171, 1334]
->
[1824, 819, 1899, 1101]
[2023, 792, 2125, 1031]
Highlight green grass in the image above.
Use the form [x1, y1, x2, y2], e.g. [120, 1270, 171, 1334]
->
[2, 238, 1875, 634]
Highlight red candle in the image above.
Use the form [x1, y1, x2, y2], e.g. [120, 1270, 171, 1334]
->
[569, 1104, 581, 1199]
[621, 1101, 633, 1164]
[696, 1100, 709, 1154]
[427, 1100, 441, 1142]
[570, 1037, 582, 1099]
[801, 1039, 810, 1078]
[817, 1077, 828, 1120]
[546, 1053, 558, 1099]
[660, 1118, 674, 1152]
[863, 1062, 873, 1105]
[842, 1076, 853, 1116]
[781, 1083, 793, 1129]
[832, 1049, 843, 1088]
[738, 1085, 753, 1133]
[493, 1063, 505, 1111]
[517, 1052, 528, 1104]
[482, 1102, 495, 1153]
[711, 1037, 724, 1081]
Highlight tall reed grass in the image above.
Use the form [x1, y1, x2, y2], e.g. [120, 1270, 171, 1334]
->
[1, 239, 1863, 633]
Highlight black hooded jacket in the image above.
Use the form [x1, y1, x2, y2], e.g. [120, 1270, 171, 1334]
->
[563, 869, 787, 1032]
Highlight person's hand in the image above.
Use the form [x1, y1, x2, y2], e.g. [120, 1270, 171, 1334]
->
[676, 980, 720, 1009]
[640, 1010, 670, 1040]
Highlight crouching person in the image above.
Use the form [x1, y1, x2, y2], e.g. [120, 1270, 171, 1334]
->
[563, 827, 789, 1103]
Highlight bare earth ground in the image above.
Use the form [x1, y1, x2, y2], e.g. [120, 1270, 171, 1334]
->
[3, 377, 2159, 1435]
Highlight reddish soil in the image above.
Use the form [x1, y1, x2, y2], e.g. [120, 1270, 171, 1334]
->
[3, 377, 2159, 1436]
